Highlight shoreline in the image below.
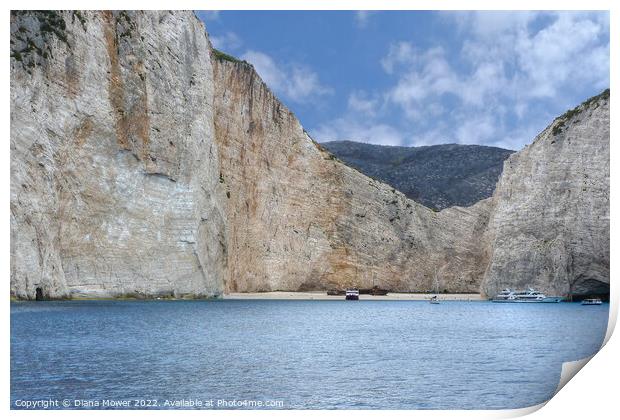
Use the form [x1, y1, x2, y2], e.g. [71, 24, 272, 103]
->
[223, 291, 485, 301]
[10, 292, 486, 302]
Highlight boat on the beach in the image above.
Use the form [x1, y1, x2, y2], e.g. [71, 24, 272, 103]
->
[331, 285, 388, 296]
[429, 295, 440, 304]
[492, 288, 562, 303]
[582, 298, 603, 305]
[345, 289, 359, 300]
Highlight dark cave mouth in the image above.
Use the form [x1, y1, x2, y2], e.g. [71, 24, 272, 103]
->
[570, 278, 610, 302]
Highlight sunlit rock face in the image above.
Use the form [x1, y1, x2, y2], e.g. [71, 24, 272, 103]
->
[10, 11, 609, 299]
[10, 11, 227, 299]
[481, 91, 610, 298]
[211, 56, 609, 297]
[211, 57, 491, 293]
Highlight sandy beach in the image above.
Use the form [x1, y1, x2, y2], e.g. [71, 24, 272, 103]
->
[223, 291, 484, 301]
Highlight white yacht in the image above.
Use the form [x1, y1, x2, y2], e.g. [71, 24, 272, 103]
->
[492, 288, 562, 303]
[345, 289, 359, 301]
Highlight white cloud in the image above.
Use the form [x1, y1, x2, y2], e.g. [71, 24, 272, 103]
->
[454, 115, 496, 145]
[312, 88, 397, 145]
[288, 66, 333, 102]
[384, 45, 508, 117]
[210, 32, 242, 52]
[311, 89, 396, 145]
[355, 11, 376, 28]
[347, 91, 379, 116]
[375, 11, 608, 148]
[313, 119, 403, 146]
[407, 126, 450, 147]
[385, 47, 461, 119]
[200, 11, 220, 21]
[241, 50, 332, 104]
[451, 11, 609, 101]
[380, 41, 415, 74]
[514, 13, 609, 98]
[448, 11, 535, 40]
[241, 50, 282, 88]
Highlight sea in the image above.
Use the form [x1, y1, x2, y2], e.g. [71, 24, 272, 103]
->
[10, 299, 609, 409]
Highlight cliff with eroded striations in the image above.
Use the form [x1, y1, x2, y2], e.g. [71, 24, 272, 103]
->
[10, 11, 609, 299]
[482, 90, 610, 299]
[11, 11, 227, 299]
[211, 57, 489, 293]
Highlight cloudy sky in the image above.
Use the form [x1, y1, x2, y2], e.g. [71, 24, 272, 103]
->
[197, 11, 609, 151]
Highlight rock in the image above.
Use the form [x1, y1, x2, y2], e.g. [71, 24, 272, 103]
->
[321, 141, 513, 210]
[482, 90, 610, 298]
[10, 11, 227, 299]
[10, 11, 609, 300]
[212, 57, 490, 293]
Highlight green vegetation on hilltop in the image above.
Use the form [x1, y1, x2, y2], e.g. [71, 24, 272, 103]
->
[211, 48, 246, 64]
[553, 89, 610, 136]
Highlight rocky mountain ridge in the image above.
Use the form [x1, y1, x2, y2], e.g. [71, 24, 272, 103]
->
[321, 141, 513, 210]
[10, 11, 609, 300]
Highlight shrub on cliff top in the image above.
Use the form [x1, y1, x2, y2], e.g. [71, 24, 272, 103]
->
[212, 48, 245, 64]
[552, 88, 609, 136]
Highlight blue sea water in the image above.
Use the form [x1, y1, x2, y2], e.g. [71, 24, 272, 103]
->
[10, 300, 608, 409]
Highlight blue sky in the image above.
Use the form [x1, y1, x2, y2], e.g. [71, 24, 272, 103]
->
[197, 11, 609, 151]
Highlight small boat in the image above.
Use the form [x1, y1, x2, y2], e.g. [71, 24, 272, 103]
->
[582, 298, 603, 305]
[345, 289, 359, 300]
[492, 288, 562, 303]
[429, 295, 440, 304]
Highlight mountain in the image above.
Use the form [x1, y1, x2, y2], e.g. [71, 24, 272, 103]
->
[321, 141, 514, 210]
[10, 11, 609, 300]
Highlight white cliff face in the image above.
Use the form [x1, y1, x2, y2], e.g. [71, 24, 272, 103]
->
[10, 11, 227, 299]
[482, 91, 610, 298]
[10, 11, 609, 299]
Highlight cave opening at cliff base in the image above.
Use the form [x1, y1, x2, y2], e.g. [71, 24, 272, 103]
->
[569, 278, 609, 302]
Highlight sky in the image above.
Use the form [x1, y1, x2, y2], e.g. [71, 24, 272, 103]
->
[196, 11, 609, 151]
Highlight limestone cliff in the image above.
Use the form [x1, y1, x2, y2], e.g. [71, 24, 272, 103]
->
[10, 10, 609, 299]
[212, 58, 489, 293]
[210, 57, 609, 297]
[482, 90, 610, 298]
[10, 11, 227, 299]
